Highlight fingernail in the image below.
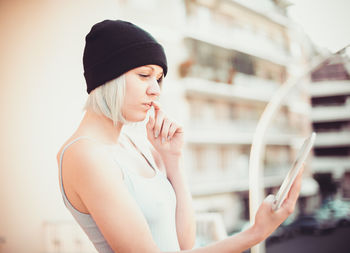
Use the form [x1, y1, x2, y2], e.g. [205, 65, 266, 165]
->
[167, 136, 171, 141]
[155, 131, 159, 138]
[162, 137, 165, 143]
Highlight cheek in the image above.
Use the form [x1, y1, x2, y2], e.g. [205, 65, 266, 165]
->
[120, 95, 149, 122]
[125, 76, 146, 97]
[123, 89, 143, 107]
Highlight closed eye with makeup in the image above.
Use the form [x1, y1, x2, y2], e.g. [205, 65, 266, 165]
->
[137, 65, 164, 86]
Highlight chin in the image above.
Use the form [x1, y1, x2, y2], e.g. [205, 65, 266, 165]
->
[124, 113, 148, 123]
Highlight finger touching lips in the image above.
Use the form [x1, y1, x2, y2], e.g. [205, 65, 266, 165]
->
[151, 101, 161, 111]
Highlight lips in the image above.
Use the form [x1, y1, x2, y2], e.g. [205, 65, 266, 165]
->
[142, 102, 152, 109]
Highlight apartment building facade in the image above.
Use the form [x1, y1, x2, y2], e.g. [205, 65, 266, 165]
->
[170, 0, 315, 234]
[309, 54, 350, 201]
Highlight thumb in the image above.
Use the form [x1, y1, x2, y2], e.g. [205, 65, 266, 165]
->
[263, 194, 276, 212]
[264, 194, 275, 204]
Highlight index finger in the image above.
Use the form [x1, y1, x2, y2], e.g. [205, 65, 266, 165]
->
[151, 101, 161, 111]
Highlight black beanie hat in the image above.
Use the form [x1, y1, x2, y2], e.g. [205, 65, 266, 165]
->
[83, 20, 168, 94]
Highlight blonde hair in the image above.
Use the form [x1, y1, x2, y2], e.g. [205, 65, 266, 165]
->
[83, 74, 128, 125]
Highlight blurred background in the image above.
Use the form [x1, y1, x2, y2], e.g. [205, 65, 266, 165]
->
[0, 0, 349, 252]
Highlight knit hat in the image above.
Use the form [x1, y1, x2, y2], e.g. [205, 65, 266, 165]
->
[83, 20, 168, 94]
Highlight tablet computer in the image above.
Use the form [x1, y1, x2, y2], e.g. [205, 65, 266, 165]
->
[272, 132, 316, 211]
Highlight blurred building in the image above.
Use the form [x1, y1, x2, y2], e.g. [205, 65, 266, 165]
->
[118, 0, 317, 236]
[171, 0, 315, 234]
[309, 53, 350, 201]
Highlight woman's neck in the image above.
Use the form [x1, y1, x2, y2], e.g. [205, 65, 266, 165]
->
[76, 109, 124, 145]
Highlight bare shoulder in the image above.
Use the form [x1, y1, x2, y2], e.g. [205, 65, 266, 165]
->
[57, 137, 123, 191]
[57, 137, 161, 252]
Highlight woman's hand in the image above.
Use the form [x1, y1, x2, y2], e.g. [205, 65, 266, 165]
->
[252, 164, 305, 241]
[146, 101, 184, 159]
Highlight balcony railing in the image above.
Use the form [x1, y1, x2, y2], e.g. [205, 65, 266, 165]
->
[189, 174, 287, 196]
[314, 131, 350, 147]
[183, 77, 310, 115]
[308, 80, 350, 97]
[184, 19, 290, 66]
[312, 104, 350, 122]
[195, 212, 228, 247]
[185, 124, 301, 145]
[312, 157, 350, 175]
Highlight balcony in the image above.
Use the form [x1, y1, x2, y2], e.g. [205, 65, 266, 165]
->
[189, 174, 287, 196]
[314, 131, 350, 147]
[308, 80, 350, 97]
[311, 104, 350, 122]
[183, 77, 311, 115]
[186, 126, 300, 146]
[184, 20, 290, 66]
[183, 76, 276, 103]
[230, 0, 290, 26]
[312, 157, 350, 176]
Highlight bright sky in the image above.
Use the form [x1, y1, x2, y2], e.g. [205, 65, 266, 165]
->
[287, 0, 350, 53]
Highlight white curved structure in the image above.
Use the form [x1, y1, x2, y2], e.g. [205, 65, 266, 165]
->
[248, 45, 350, 253]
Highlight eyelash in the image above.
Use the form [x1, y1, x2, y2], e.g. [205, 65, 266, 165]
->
[139, 74, 163, 84]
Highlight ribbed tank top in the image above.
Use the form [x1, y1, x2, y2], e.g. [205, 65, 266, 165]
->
[58, 134, 180, 252]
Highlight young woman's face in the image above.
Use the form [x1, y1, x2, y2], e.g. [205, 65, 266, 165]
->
[122, 64, 163, 122]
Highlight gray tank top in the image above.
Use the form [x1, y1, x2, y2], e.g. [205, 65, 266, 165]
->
[58, 134, 180, 252]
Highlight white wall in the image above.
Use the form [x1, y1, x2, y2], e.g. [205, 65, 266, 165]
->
[0, 1, 123, 252]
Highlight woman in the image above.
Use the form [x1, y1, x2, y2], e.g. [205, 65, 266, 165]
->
[57, 20, 304, 253]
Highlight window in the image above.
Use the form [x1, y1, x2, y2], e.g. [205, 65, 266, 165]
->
[232, 52, 255, 76]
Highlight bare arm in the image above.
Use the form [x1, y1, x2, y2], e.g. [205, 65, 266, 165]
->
[160, 153, 196, 250]
[70, 143, 161, 253]
[172, 165, 305, 253]
[67, 139, 304, 253]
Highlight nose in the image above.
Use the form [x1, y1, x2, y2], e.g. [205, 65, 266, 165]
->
[146, 77, 161, 97]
